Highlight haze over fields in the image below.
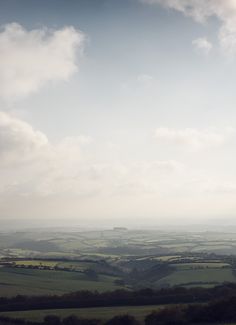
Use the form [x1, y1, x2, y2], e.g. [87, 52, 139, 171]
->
[1, 0, 236, 226]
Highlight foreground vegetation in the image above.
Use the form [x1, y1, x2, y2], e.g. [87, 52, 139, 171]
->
[0, 283, 235, 312]
[3, 295, 236, 324]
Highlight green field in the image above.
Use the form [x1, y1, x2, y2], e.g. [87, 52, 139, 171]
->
[0, 304, 174, 322]
[2, 305, 236, 325]
[172, 262, 230, 270]
[0, 267, 125, 297]
[14, 260, 58, 267]
[3, 257, 235, 293]
[153, 255, 181, 262]
[13, 260, 98, 271]
[156, 268, 236, 287]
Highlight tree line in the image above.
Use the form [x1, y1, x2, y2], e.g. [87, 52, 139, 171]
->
[0, 283, 236, 312]
[3, 295, 236, 324]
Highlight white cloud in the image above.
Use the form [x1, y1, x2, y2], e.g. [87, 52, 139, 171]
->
[0, 112, 92, 196]
[1, 114, 233, 200]
[192, 37, 213, 54]
[0, 111, 48, 165]
[0, 112, 185, 198]
[1, 113, 236, 219]
[137, 74, 154, 84]
[141, 0, 236, 57]
[0, 23, 85, 102]
[154, 127, 235, 149]
[203, 181, 236, 194]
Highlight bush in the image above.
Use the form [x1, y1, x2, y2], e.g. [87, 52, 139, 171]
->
[145, 307, 186, 325]
[62, 316, 81, 325]
[84, 269, 98, 281]
[62, 316, 100, 325]
[44, 315, 61, 325]
[105, 314, 140, 325]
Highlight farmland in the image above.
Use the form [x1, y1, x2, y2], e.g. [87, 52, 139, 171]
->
[0, 256, 235, 295]
[0, 228, 236, 295]
[2, 228, 236, 259]
[0, 267, 125, 297]
[0, 229, 236, 323]
[156, 268, 236, 288]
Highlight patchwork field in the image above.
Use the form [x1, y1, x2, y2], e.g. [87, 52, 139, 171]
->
[1, 230, 236, 298]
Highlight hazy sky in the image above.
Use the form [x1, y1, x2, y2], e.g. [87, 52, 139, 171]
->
[1, 0, 236, 225]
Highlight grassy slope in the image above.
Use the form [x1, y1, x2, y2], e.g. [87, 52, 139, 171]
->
[14, 260, 99, 271]
[156, 268, 236, 287]
[2, 307, 236, 325]
[172, 263, 230, 270]
[0, 305, 172, 322]
[0, 267, 124, 297]
[14, 260, 58, 267]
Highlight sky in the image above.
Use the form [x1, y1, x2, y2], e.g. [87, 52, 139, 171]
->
[1, 0, 236, 226]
